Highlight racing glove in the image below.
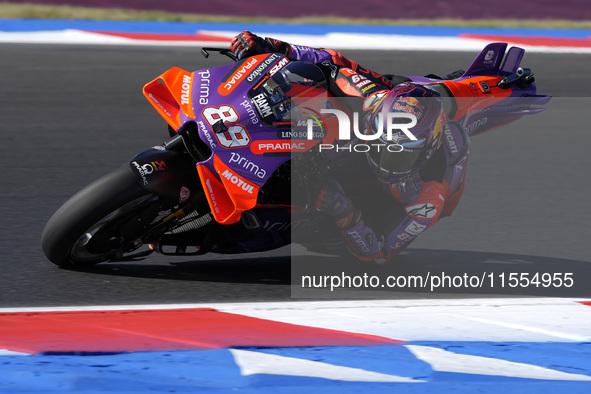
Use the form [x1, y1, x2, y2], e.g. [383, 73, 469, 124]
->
[314, 179, 357, 226]
[314, 179, 386, 263]
[231, 31, 290, 59]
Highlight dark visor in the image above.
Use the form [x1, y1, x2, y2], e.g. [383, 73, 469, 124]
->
[369, 142, 426, 182]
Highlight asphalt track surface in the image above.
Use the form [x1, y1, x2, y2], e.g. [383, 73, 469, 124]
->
[0, 43, 590, 307]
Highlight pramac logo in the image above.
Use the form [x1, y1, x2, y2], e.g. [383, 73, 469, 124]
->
[218, 57, 260, 96]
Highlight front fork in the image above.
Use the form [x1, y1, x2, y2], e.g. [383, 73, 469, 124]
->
[125, 132, 214, 256]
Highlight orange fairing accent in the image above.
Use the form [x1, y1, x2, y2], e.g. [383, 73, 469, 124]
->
[196, 156, 260, 225]
[143, 67, 196, 130]
[437, 75, 511, 122]
[196, 164, 235, 224]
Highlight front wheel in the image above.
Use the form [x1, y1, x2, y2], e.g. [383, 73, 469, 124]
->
[41, 165, 155, 268]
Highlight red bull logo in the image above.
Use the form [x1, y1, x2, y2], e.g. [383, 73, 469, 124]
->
[392, 97, 424, 119]
[397, 96, 424, 111]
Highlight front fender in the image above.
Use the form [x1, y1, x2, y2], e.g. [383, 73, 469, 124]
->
[129, 147, 201, 203]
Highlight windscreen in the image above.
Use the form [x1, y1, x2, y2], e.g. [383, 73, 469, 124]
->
[247, 60, 327, 126]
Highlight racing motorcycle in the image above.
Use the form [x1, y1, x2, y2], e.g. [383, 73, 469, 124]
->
[41, 42, 550, 268]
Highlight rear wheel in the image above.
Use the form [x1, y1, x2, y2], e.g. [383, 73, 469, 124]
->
[41, 165, 157, 268]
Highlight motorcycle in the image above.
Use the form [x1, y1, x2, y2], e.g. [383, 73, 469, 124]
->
[41, 42, 550, 268]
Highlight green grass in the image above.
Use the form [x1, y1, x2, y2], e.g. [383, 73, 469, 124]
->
[1, 3, 591, 29]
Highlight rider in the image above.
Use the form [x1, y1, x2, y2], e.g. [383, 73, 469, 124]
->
[231, 31, 469, 264]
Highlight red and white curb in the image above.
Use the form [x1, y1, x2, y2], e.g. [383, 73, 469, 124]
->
[2, 298, 589, 343]
[1, 298, 591, 386]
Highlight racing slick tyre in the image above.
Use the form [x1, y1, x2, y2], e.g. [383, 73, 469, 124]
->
[41, 165, 154, 269]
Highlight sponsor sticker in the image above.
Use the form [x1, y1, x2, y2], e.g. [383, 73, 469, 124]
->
[219, 57, 260, 96]
[405, 220, 428, 236]
[246, 53, 282, 83]
[179, 186, 191, 203]
[405, 203, 437, 219]
[250, 140, 311, 154]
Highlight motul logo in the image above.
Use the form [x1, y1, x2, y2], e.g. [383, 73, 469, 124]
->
[181, 75, 191, 105]
[221, 170, 254, 194]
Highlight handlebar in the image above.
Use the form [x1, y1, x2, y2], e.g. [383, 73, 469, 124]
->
[200, 47, 238, 62]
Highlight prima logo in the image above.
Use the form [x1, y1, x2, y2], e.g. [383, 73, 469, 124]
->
[240, 99, 259, 125]
[229, 152, 266, 179]
[197, 70, 210, 105]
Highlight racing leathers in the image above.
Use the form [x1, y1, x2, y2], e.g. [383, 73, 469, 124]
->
[232, 31, 470, 264]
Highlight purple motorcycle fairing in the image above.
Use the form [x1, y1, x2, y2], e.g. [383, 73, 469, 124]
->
[182, 54, 294, 188]
[137, 43, 551, 255]
[404, 43, 551, 137]
[160, 53, 334, 226]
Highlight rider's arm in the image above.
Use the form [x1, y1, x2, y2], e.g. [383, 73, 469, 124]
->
[382, 180, 450, 260]
[231, 31, 395, 97]
[380, 122, 470, 259]
[231, 31, 331, 63]
[316, 178, 450, 264]
[319, 142, 469, 264]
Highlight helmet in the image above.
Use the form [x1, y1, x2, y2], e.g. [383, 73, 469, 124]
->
[365, 82, 445, 183]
